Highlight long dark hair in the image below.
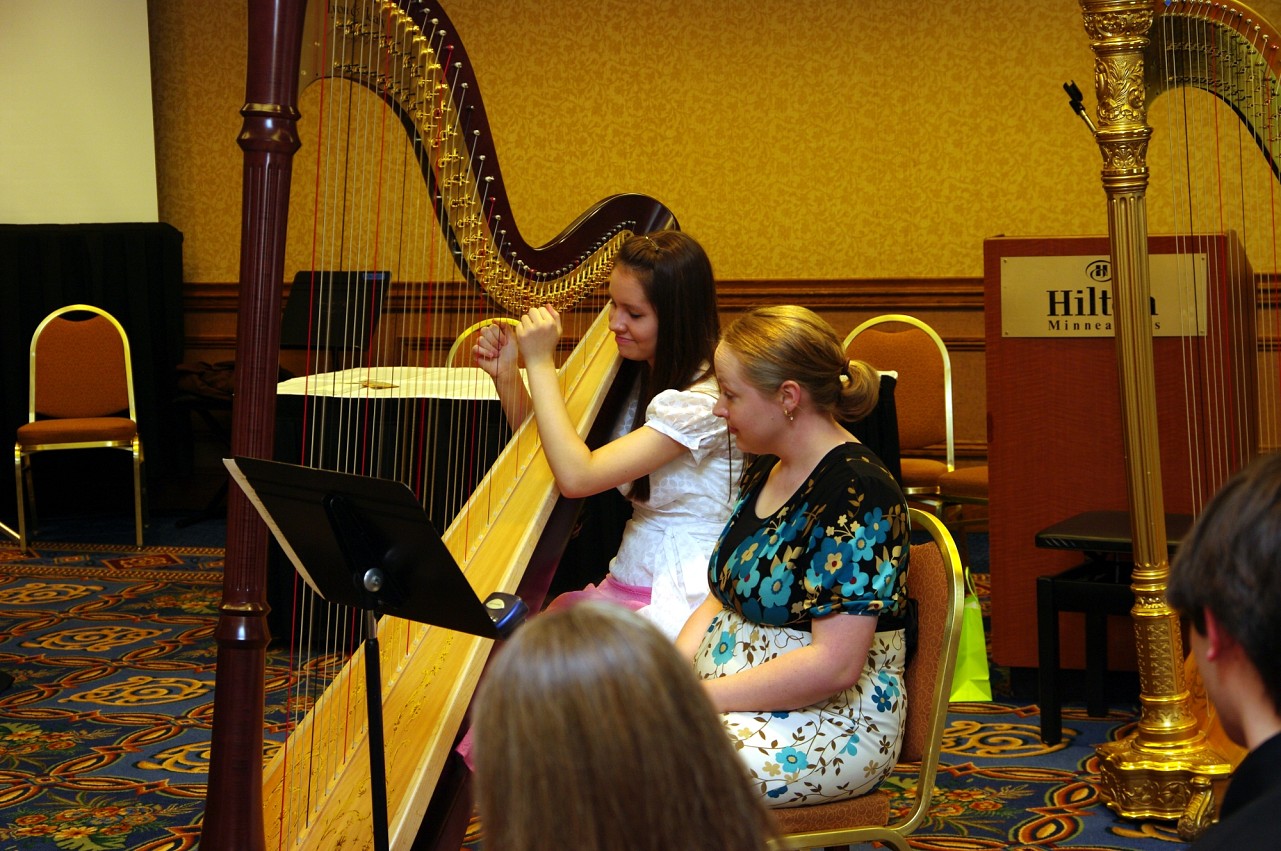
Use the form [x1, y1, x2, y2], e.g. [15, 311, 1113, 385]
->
[616, 231, 720, 500]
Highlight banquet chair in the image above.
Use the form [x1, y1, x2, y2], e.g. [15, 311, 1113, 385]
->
[772, 507, 965, 851]
[844, 315, 953, 509]
[14, 304, 147, 552]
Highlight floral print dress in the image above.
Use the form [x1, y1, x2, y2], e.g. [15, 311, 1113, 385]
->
[692, 442, 910, 808]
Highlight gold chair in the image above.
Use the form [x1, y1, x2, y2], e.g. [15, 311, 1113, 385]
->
[844, 315, 953, 510]
[14, 305, 147, 552]
[772, 507, 965, 851]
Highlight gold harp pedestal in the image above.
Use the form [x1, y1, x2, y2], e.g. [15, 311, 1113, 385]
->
[1077, 0, 1233, 838]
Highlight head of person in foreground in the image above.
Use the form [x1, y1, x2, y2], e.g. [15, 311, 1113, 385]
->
[470, 602, 775, 851]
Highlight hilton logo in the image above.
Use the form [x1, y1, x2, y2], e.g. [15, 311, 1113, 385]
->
[1048, 285, 1113, 318]
[1000, 252, 1206, 338]
[1044, 259, 1159, 332]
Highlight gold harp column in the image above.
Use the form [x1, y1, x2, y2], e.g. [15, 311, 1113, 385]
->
[1078, 0, 1232, 837]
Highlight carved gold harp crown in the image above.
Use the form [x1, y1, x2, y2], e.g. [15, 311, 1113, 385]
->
[202, 2, 677, 849]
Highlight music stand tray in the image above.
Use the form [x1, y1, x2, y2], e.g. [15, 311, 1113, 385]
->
[225, 455, 527, 851]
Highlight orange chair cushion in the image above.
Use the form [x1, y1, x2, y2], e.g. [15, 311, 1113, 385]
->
[16, 417, 138, 447]
[900, 457, 947, 491]
[937, 465, 988, 499]
[769, 790, 891, 834]
[34, 315, 131, 418]
[847, 327, 947, 451]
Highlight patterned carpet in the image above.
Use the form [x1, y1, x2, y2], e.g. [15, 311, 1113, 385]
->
[0, 530, 1193, 850]
[0, 537, 220, 850]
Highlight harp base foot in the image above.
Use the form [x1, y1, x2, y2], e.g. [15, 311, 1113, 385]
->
[1095, 733, 1233, 840]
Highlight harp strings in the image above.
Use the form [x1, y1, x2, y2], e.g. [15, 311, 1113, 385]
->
[271, 0, 620, 837]
[1149, 4, 1280, 515]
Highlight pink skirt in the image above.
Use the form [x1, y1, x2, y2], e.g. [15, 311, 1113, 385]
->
[542, 574, 652, 613]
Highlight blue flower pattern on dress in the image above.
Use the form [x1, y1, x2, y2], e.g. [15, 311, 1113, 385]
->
[864, 506, 889, 545]
[873, 557, 898, 595]
[758, 562, 795, 611]
[696, 443, 911, 809]
[712, 631, 735, 665]
[776, 747, 809, 771]
[840, 571, 870, 601]
[712, 446, 908, 628]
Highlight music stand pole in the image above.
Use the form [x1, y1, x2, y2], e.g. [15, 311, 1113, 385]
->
[362, 610, 391, 851]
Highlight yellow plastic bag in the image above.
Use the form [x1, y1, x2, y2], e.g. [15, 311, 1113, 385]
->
[948, 569, 993, 702]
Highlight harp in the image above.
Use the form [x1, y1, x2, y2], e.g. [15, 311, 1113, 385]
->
[1077, 0, 1280, 836]
[201, 2, 676, 849]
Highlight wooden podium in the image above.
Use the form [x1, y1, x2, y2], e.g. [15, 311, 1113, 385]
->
[984, 234, 1256, 670]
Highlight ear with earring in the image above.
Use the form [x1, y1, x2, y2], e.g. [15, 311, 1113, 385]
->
[779, 380, 799, 423]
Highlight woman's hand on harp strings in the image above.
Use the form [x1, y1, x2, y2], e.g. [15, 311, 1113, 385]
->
[474, 320, 532, 427]
[514, 306, 562, 368]
[474, 321, 519, 380]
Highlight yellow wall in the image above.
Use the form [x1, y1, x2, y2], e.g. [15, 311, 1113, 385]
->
[150, 0, 1241, 284]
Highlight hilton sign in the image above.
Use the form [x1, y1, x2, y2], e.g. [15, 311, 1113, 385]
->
[999, 254, 1208, 338]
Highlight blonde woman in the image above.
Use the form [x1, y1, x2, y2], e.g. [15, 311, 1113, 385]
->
[677, 305, 911, 808]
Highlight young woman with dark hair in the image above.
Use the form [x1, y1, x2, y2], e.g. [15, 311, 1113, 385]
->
[474, 230, 739, 637]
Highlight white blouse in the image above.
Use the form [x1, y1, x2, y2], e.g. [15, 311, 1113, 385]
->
[607, 373, 742, 638]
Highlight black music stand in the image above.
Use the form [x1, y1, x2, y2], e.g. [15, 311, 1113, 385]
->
[280, 270, 390, 374]
[225, 456, 526, 851]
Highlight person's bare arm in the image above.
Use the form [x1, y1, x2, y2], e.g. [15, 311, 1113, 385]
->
[702, 612, 877, 713]
[676, 593, 722, 660]
[516, 306, 688, 497]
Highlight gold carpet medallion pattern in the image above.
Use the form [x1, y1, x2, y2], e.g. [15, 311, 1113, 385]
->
[65, 676, 211, 707]
[102, 552, 185, 571]
[0, 582, 101, 605]
[942, 719, 1065, 759]
[138, 742, 212, 775]
[24, 625, 165, 652]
